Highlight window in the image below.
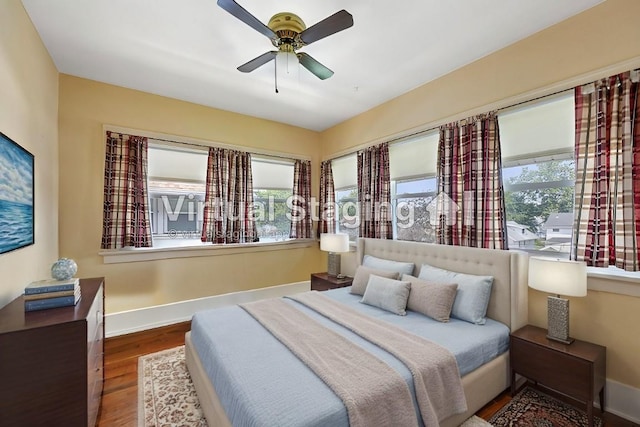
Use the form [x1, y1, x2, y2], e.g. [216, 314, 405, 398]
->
[393, 177, 437, 242]
[147, 144, 207, 246]
[502, 159, 575, 254]
[251, 157, 294, 242]
[335, 187, 358, 240]
[332, 154, 358, 240]
[499, 91, 575, 256]
[146, 142, 301, 247]
[389, 131, 439, 242]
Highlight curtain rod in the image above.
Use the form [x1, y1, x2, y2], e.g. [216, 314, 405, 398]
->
[325, 66, 640, 164]
[326, 87, 573, 164]
[103, 124, 311, 162]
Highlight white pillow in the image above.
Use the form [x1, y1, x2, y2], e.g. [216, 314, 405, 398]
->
[362, 255, 415, 276]
[360, 275, 411, 316]
[350, 266, 399, 296]
[418, 264, 493, 325]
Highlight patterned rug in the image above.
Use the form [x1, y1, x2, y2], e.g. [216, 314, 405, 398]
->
[138, 345, 492, 427]
[489, 386, 602, 427]
[138, 346, 207, 427]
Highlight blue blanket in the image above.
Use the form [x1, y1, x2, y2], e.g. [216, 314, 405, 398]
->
[190, 287, 509, 427]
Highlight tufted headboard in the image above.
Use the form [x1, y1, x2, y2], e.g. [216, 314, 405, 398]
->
[356, 238, 528, 331]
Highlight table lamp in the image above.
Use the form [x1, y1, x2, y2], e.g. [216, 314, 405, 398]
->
[528, 257, 587, 344]
[320, 233, 350, 277]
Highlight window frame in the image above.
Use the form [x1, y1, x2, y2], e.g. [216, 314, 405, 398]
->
[101, 129, 313, 258]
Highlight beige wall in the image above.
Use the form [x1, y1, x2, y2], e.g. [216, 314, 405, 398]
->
[319, 0, 640, 389]
[0, 1, 59, 307]
[58, 75, 324, 313]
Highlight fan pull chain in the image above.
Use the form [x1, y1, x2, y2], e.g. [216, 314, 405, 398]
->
[275, 58, 279, 93]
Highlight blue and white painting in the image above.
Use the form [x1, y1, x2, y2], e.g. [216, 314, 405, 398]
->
[0, 132, 34, 254]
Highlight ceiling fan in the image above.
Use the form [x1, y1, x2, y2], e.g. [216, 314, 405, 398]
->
[217, 0, 353, 80]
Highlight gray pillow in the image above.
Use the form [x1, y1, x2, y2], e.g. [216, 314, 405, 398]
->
[402, 274, 458, 322]
[360, 275, 411, 316]
[362, 255, 415, 276]
[350, 266, 399, 296]
[418, 264, 493, 325]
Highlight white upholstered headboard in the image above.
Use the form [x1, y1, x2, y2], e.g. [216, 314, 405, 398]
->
[356, 238, 528, 331]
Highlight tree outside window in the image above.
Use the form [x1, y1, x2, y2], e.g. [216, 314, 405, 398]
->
[503, 159, 575, 253]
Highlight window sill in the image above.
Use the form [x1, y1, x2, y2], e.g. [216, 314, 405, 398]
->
[586, 267, 640, 297]
[99, 238, 316, 264]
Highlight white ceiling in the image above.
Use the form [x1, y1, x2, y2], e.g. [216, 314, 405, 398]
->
[21, 0, 602, 131]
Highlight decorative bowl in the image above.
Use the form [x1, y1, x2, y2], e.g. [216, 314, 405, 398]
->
[51, 258, 77, 281]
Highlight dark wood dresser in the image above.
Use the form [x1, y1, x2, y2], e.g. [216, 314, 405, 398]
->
[0, 277, 105, 427]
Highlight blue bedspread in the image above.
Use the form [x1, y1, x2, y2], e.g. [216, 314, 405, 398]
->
[190, 287, 509, 427]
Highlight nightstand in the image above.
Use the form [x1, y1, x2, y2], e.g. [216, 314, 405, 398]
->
[310, 272, 353, 291]
[510, 325, 606, 427]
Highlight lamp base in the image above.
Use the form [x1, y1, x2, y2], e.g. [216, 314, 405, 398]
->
[546, 334, 574, 345]
[327, 252, 341, 277]
[547, 296, 573, 344]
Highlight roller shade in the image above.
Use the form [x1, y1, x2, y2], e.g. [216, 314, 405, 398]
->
[499, 92, 574, 161]
[147, 145, 208, 182]
[251, 158, 294, 189]
[389, 131, 439, 180]
[332, 154, 357, 189]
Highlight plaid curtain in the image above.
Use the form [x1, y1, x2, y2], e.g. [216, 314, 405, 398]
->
[290, 159, 312, 238]
[436, 113, 508, 249]
[318, 160, 336, 236]
[101, 131, 152, 249]
[357, 143, 392, 239]
[201, 147, 258, 244]
[573, 71, 640, 270]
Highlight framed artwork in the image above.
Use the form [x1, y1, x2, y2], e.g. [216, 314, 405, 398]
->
[0, 132, 34, 254]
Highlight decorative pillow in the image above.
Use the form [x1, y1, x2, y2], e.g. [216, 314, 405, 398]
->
[350, 266, 399, 295]
[360, 275, 411, 316]
[418, 264, 493, 325]
[401, 274, 458, 322]
[362, 254, 415, 276]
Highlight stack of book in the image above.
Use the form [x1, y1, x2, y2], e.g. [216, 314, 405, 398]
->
[24, 278, 81, 312]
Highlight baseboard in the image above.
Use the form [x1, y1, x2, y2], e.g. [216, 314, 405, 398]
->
[105, 281, 310, 337]
[600, 378, 640, 424]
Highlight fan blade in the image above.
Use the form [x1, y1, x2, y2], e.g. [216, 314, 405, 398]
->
[298, 53, 334, 80]
[237, 51, 278, 73]
[217, 0, 276, 40]
[299, 10, 353, 45]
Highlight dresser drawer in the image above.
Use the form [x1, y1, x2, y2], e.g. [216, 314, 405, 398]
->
[511, 337, 591, 400]
[87, 286, 104, 343]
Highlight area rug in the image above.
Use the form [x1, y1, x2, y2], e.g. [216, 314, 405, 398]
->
[138, 345, 492, 427]
[489, 386, 602, 427]
[138, 346, 208, 427]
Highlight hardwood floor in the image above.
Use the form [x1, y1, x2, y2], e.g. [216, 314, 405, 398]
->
[97, 322, 191, 427]
[97, 322, 637, 427]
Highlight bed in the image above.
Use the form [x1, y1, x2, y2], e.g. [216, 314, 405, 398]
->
[185, 238, 529, 427]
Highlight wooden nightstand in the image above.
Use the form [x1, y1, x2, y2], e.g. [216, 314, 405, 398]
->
[310, 272, 353, 291]
[510, 325, 606, 427]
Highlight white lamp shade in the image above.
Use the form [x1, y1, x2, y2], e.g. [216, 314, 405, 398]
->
[320, 233, 349, 253]
[528, 257, 587, 297]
